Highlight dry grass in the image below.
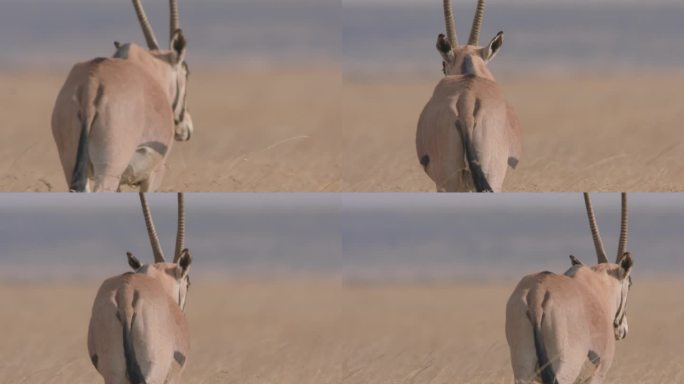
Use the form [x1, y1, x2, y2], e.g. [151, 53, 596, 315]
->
[342, 72, 684, 191]
[0, 68, 340, 192]
[4, 70, 684, 192]
[1, 278, 681, 383]
[0, 279, 343, 384]
[341, 279, 684, 384]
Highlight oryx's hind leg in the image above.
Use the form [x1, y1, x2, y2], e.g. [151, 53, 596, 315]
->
[92, 173, 123, 192]
[140, 164, 166, 192]
[121, 145, 166, 192]
[508, 324, 538, 383]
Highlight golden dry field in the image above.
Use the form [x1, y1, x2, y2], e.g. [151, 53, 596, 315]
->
[3, 70, 684, 192]
[0, 279, 343, 384]
[341, 279, 684, 384]
[0, 69, 340, 192]
[342, 72, 684, 192]
[1, 279, 681, 383]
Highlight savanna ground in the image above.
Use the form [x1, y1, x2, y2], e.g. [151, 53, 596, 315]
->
[0, 68, 340, 192]
[1, 278, 682, 383]
[3, 70, 684, 192]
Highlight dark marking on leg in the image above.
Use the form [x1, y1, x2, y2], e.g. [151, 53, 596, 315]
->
[420, 155, 430, 170]
[174, 351, 186, 367]
[140, 141, 169, 157]
[587, 350, 601, 367]
[508, 157, 519, 169]
[90, 354, 98, 368]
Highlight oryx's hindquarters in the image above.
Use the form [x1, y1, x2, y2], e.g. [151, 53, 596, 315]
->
[416, 0, 522, 192]
[506, 193, 634, 384]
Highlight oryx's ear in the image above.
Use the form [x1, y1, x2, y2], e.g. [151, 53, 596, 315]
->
[170, 29, 187, 65]
[436, 34, 455, 62]
[569, 255, 584, 266]
[481, 31, 504, 62]
[176, 248, 192, 278]
[127, 252, 142, 270]
[617, 252, 633, 276]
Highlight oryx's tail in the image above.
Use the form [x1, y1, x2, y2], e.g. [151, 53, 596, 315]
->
[456, 100, 492, 192]
[116, 288, 147, 384]
[527, 291, 557, 384]
[70, 81, 100, 192]
[70, 113, 89, 192]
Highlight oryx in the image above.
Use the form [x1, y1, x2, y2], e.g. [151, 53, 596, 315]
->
[88, 193, 192, 384]
[505, 193, 634, 384]
[416, 0, 522, 192]
[51, 0, 193, 192]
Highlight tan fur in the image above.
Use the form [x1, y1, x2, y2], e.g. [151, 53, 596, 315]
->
[88, 263, 190, 384]
[506, 261, 631, 384]
[51, 48, 176, 192]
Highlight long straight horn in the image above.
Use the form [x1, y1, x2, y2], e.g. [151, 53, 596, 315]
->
[443, 0, 458, 47]
[616, 193, 628, 260]
[169, 0, 180, 39]
[132, 0, 160, 50]
[468, 0, 485, 46]
[583, 193, 608, 263]
[174, 193, 186, 262]
[139, 193, 165, 263]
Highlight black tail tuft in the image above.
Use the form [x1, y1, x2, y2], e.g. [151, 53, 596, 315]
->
[122, 311, 146, 384]
[532, 313, 558, 384]
[457, 121, 493, 192]
[69, 112, 89, 192]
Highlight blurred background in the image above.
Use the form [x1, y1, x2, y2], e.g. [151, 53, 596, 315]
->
[0, 0, 337, 70]
[1, 192, 681, 281]
[343, 0, 683, 75]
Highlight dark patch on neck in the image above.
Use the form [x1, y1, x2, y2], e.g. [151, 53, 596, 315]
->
[461, 56, 477, 77]
[174, 351, 186, 367]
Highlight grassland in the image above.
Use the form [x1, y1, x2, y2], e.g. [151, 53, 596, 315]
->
[1, 278, 681, 383]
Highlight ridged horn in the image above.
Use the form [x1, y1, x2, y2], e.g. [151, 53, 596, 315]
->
[139, 193, 165, 263]
[169, 0, 180, 40]
[616, 193, 628, 261]
[468, 0, 485, 46]
[174, 193, 186, 262]
[443, 0, 458, 47]
[132, 0, 160, 50]
[583, 193, 608, 264]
